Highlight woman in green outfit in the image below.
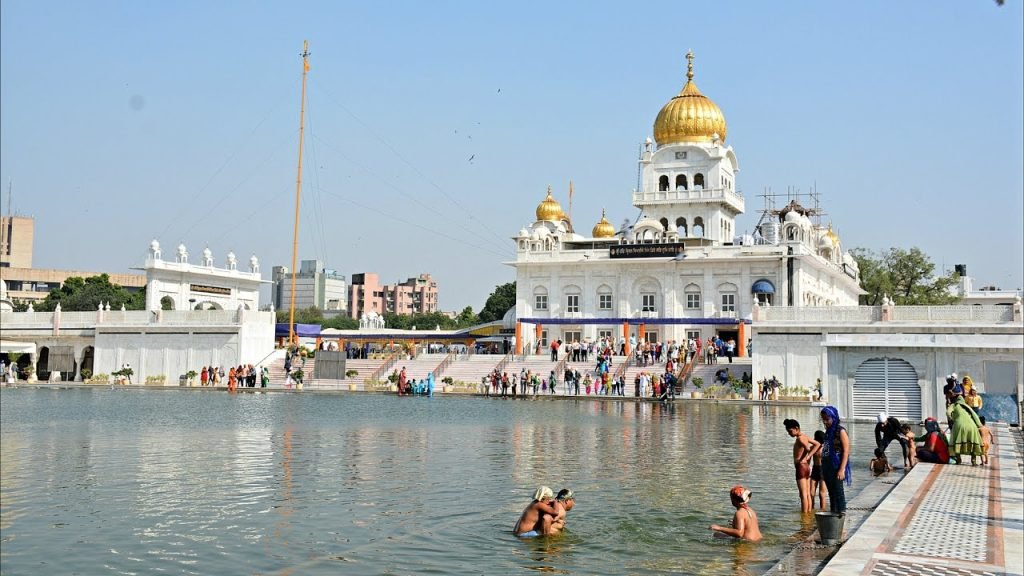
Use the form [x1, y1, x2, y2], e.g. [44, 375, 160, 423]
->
[946, 391, 983, 465]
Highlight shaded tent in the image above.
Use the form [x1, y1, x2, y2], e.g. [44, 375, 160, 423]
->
[275, 323, 322, 338]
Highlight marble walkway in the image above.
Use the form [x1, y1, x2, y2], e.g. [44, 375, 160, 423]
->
[816, 423, 1023, 576]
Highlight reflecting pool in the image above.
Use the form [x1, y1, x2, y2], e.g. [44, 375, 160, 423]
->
[1, 389, 881, 575]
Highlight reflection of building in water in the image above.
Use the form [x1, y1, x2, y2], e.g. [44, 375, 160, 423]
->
[509, 51, 863, 355]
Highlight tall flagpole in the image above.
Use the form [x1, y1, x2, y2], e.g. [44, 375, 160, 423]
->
[288, 40, 310, 347]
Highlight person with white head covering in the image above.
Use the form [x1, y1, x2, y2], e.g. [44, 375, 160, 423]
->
[875, 411, 910, 469]
[513, 486, 558, 538]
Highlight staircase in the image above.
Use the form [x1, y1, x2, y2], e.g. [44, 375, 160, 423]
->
[683, 358, 752, 395]
[500, 355, 559, 393]
[439, 354, 504, 387]
[267, 356, 316, 386]
[391, 353, 449, 383]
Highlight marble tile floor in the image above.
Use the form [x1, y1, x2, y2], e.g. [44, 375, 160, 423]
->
[766, 423, 1023, 576]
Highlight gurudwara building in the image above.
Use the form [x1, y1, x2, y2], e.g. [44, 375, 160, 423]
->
[510, 52, 863, 354]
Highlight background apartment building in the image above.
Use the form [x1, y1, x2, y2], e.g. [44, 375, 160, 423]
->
[348, 272, 438, 319]
[272, 259, 348, 315]
[0, 215, 146, 302]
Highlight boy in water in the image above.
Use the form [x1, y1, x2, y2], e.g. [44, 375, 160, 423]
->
[811, 430, 826, 510]
[784, 419, 821, 513]
[869, 448, 893, 476]
[978, 417, 994, 466]
[900, 424, 917, 469]
[543, 488, 576, 535]
[709, 486, 762, 542]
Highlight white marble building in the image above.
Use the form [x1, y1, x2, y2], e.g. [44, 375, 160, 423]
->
[509, 52, 863, 353]
[0, 240, 275, 383]
[141, 240, 266, 312]
[751, 301, 1024, 424]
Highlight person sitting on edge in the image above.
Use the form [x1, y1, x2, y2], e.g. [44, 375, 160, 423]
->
[543, 488, 576, 535]
[978, 416, 994, 466]
[784, 419, 821, 512]
[869, 448, 893, 476]
[709, 486, 762, 542]
[513, 486, 559, 538]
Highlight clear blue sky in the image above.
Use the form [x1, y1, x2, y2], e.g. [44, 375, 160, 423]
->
[2, 1, 1021, 311]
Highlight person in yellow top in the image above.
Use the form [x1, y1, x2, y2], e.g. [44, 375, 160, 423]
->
[966, 388, 983, 410]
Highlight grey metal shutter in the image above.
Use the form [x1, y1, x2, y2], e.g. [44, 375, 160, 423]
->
[853, 358, 921, 422]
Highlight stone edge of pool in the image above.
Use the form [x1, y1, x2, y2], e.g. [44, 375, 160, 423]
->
[4, 382, 830, 408]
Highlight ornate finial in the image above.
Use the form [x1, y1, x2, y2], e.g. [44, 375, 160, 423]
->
[686, 50, 694, 81]
[601, 208, 606, 218]
[546, 184, 552, 196]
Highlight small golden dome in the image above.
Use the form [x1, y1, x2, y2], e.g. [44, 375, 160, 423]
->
[535, 186, 564, 222]
[592, 209, 616, 238]
[653, 51, 727, 146]
[826, 224, 840, 247]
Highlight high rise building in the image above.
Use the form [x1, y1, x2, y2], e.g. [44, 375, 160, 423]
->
[0, 215, 146, 303]
[1, 215, 34, 268]
[272, 260, 348, 314]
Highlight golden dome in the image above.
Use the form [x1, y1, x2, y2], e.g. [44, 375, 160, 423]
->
[826, 224, 840, 247]
[592, 209, 616, 238]
[653, 51, 727, 146]
[535, 186, 564, 222]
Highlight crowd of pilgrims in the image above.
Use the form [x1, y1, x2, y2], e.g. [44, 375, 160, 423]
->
[482, 335, 743, 399]
[198, 364, 268, 390]
[548, 335, 741, 365]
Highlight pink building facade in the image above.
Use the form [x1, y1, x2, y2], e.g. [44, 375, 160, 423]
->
[347, 272, 439, 319]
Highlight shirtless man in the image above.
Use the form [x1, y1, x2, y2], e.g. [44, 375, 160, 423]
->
[544, 489, 575, 535]
[785, 418, 821, 512]
[513, 486, 559, 538]
[709, 486, 762, 542]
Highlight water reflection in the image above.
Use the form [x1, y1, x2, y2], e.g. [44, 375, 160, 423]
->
[1, 390, 881, 575]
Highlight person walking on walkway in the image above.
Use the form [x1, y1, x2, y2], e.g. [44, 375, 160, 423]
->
[820, 406, 851, 514]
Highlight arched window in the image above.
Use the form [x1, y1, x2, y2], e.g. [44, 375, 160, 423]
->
[659, 175, 669, 191]
[660, 217, 669, 231]
[533, 286, 549, 311]
[675, 174, 688, 190]
[752, 279, 775, 306]
[694, 173, 705, 188]
[675, 217, 687, 237]
[596, 284, 613, 311]
[160, 296, 175, 310]
[693, 217, 705, 237]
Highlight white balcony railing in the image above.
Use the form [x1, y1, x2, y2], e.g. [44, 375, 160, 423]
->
[632, 187, 745, 211]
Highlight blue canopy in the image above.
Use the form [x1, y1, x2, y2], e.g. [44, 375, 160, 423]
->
[275, 323, 322, 338]
[751, 280, 775, 294]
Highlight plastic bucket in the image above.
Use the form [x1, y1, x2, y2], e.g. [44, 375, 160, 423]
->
[815, 512, 845, 545]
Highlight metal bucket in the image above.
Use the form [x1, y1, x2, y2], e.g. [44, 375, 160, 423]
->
[815, 512, 845, 545]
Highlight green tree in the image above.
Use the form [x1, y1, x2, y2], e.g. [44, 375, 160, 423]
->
[275, 306, 324, 325]
[850, 247, 960, 306]
[37, 274, 145, 311]
[455, 305, 478, 327]
[478, 281, 516, 323]
[322, 315, 359, 330]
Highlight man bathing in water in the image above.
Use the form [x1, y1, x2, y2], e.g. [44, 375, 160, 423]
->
[784, 419, 821, 512]
[545, 489, 575, 535]
[513, 487, 575, 537]
[709, 486, 762, 542]
[513, 486, 560, 537]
